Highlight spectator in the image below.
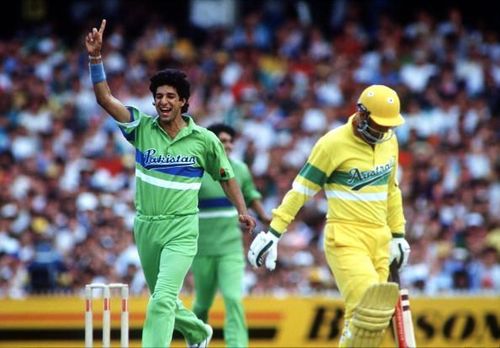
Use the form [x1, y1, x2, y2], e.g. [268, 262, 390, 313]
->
[0, 2, 498, 299]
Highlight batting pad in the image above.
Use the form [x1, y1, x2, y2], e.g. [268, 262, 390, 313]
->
[340, 283, 399, 348]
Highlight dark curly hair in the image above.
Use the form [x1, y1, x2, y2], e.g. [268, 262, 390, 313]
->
[149, 69, 190, 113]
[207, 123, 236, 138]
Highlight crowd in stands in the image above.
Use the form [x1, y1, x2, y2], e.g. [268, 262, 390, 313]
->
[0, 1, 499, 299]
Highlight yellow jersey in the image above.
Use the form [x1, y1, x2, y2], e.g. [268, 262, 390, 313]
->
[270, 115, 405, 235]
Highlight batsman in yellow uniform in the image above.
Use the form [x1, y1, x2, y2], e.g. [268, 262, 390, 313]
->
[248, 85, 411, 347]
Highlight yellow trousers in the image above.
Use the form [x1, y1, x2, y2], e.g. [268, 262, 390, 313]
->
[324, 222, 391, 321]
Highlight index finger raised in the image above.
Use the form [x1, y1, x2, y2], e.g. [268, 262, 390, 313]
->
[99, 19, 107, 34]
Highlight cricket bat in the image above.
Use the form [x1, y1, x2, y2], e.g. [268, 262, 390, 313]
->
[389, 261, 417, 348]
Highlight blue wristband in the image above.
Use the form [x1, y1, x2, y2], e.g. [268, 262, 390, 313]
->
[89, 62, 106, 84]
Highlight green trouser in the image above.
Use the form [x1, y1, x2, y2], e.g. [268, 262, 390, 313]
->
[191, 252, 248, 348]
[134, 214, 208, 348]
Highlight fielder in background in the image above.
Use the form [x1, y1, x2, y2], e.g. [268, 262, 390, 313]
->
[192, 123, 271, 348]
[85, 19, 256, 348]
[248, 85, 411, 347]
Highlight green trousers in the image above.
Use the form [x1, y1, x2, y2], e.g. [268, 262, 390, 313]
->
[134, 215, 208, 347]
[191, 252, 248, 348]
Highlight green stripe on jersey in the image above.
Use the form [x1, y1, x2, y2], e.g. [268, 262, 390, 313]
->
[299, 163, 327, 186]
[328, 170, 390, 189]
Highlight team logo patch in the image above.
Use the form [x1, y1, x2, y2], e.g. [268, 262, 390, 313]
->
[347, 158, 394, 191]
[142, 149, 197, 169]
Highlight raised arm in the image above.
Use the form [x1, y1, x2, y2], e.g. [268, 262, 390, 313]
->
[85, 19, 130, 123]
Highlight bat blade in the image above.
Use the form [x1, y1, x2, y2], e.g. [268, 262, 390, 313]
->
[389, 261, 417, 348]
[400, 289, 417, 347]
[392, 295, 408, 348]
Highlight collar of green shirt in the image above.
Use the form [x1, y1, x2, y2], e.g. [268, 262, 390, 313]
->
[152, 114, 201, 140]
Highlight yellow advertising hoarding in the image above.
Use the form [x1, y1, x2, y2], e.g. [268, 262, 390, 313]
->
[0, 295, 498, 347]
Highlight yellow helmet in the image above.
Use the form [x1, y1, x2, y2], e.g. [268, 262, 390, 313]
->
[357, 85, 404, 127]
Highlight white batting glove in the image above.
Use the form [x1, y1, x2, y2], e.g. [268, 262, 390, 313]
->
[248, 231, 280, 270]
[390, 236, 411, 270]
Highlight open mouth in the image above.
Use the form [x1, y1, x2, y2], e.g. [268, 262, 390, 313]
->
[159, 108, 171, 116]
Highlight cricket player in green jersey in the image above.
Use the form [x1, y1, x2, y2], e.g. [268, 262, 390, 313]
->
[248, 85, 411, 347]
[193, 123, 271, 348]
[85, 20, 256, 348]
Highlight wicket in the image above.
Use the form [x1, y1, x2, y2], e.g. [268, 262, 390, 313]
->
[85, 283, 129, 348]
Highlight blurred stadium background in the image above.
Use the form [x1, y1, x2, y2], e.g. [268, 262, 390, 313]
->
[0, 0, 498, 347]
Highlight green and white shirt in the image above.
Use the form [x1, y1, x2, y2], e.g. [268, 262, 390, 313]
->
[116, 107, 234, 217]
[197, 158, 261, 256]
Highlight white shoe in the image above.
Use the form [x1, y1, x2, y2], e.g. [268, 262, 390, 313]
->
[187, 324, 213, 348]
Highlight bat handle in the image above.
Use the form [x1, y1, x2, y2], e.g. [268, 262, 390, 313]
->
[389, 260, 401, 285]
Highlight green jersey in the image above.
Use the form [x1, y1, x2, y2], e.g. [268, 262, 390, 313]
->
[197, 158, 261, 256]
[116, 107, 234, 217]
